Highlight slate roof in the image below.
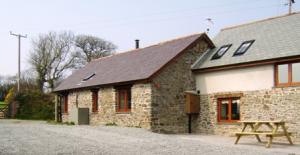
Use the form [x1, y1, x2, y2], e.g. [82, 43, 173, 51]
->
[192, 12, 300, 70]
[54, 33, 213, 92]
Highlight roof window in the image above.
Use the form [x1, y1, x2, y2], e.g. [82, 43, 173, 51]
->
[233, 40, 255, 56]
[211, 44, 232, 60]
[82, 73, 96, 81]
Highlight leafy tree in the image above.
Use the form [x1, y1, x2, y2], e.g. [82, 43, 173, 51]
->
[74, 35, 116, 67]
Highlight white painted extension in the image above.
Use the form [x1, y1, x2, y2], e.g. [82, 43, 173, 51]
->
[195, 65, 274, 94]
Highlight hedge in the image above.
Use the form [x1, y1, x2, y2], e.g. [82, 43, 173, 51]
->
[15, 90, 54, 120]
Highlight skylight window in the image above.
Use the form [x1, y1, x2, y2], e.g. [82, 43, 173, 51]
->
[233, 40, 255, 56]
[82, 73, 96, 81]
[211, 44, 232, 60]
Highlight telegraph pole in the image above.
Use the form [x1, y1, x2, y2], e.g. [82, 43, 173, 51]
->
[288, 0, 295, 14]
[10, 31, 27, 92]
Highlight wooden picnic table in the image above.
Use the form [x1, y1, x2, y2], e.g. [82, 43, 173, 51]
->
[234, 120, 293, 148]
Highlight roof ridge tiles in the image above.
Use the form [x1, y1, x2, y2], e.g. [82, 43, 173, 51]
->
[221, 12, 300, 31]
[92, 33, 204, 61]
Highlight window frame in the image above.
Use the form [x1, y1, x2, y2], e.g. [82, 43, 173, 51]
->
[233, 40, 255, 56]
[275, 61, 300, 87]
[211, 44, 232, 60]
[116, 86, 132, 113]
[217, 97, 240, 123]
[91, 90, 99, 112]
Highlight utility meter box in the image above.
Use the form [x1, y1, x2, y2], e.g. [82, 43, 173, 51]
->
[184, 91, 200, 114]
[70, 107, 89, 125]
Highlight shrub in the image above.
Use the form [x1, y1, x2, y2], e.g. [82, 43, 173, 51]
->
[4, 87, 16, 103]
[15, 90, 54, 120]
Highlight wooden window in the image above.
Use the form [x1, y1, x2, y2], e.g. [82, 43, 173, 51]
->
[63, 94, 68, 113]
[292, 62, 300, 83]
[92, 90, 98, 112]
[275, 61, 300, 87]
[217, 98, 240, 122]
[116, 87, 131, 112]
[211, 44, 232, 60]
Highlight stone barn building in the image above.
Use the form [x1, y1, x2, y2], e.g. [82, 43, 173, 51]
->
[53, 33, 214, 133]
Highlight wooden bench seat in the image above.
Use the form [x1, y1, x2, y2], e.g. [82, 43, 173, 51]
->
[235, 132, 272, 135]
[235, 131, 293, 136]
[236, 132, 292, 136]
[266, 132, 293, 137]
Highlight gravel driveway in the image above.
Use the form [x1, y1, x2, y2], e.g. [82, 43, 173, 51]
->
[0, 119, 299, 155]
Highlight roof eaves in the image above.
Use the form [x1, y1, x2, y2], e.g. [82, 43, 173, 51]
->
[92, 33, 210, 62]
[193, 55, 300, 73]
[52, 78, 149, 93]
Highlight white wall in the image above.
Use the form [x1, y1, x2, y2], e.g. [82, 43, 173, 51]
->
[195, 65, 274, 94]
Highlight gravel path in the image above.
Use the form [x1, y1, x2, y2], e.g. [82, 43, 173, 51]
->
[0, 119, 299, 155]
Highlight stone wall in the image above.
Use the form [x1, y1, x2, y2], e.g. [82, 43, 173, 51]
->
[61, 83, 152, 129]
[150, 40, 210, 133]
[194, 87, 300, 142]
[62, 90, 92, 123]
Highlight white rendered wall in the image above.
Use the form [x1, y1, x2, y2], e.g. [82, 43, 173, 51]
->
[195, 65, 274, 94]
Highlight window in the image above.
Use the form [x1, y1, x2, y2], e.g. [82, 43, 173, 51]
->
[278, 64, 288, 83]
[275, 61, 300, 87]
[211, 44, 232, 60]
[63, 94, 68, 113]
[292, 63, 300, 82]
[116, 86, 131, 112]
[217, 98, 240, 122]
[233, 40, 255, 56]
[83, 73, 96, 81]
[92, 90, 98, 112]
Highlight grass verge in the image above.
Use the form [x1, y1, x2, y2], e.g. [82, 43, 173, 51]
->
[0, 101, 8, 108]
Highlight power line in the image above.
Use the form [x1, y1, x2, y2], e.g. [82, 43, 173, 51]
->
[20, 0, 273, 32]
[9, 31, 27, 92]
[68, 4, 280, 31]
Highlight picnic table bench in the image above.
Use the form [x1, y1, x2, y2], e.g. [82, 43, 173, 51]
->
[234, 120, 293, 148]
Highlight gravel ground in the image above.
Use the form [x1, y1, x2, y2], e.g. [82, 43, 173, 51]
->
[0, 119, 299, 155]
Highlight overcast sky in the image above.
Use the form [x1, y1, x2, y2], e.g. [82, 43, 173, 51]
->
[0, 0, 299, 76]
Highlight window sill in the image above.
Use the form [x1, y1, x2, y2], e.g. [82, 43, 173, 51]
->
[116, 111, 131, 114]
[217, 122, 241, 125]
[63, 113, 69, 115]
[274, 85, 300, 88]
[92, 111, 99, 114]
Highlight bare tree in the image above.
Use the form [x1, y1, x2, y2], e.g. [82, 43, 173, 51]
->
[29, 31, 76, 91]
[19, 69, 38, 91]
[74, 35, 116, 67]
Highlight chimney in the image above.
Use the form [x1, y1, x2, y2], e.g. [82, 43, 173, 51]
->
[135, 39, 139, 49]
